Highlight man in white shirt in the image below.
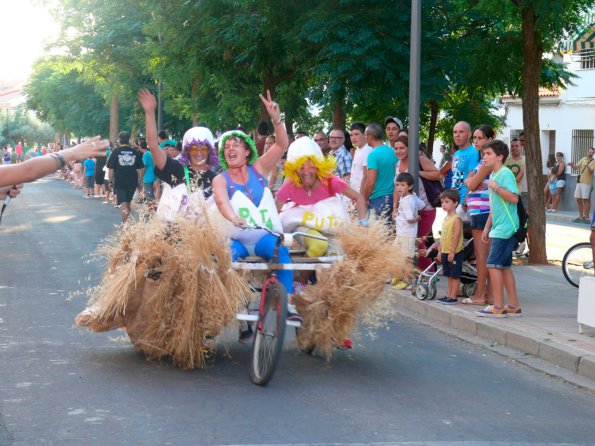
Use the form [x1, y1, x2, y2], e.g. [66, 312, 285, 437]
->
[349, 121, 372, 195]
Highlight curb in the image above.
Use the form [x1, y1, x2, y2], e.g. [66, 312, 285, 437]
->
[391, 290, 595, 383]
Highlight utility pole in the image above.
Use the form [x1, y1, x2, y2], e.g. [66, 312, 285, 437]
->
[408, 0, 421, 192]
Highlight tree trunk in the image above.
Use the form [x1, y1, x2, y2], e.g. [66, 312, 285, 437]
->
[109, 92, 120, 144]
[520, 3, 547, 264]
[332, 104, 346, 130]
[261, 71, 278, 122]
[427, 101, 439, 159]
[191, 77, 200, 127]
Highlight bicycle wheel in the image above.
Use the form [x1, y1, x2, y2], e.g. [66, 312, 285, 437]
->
[562, 242, 594, 288]
[250, 281, 287, 386]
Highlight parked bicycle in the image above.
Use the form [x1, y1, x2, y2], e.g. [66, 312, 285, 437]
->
[562, 242, 594, 288]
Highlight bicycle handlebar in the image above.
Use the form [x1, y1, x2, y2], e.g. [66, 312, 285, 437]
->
[243, 224, 328, 242]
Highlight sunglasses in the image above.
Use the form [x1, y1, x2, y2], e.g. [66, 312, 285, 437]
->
[188, 145, 209, 154]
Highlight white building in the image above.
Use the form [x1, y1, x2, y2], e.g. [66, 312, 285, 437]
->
[498, 19, 595, 212]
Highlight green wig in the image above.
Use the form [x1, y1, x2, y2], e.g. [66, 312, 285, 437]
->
[218, 131, 259, 170]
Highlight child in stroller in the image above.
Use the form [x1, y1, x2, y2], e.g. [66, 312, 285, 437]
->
[413, 224, 478, 300]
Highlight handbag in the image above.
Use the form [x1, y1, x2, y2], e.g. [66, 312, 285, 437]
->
[419, 162, 444, 207]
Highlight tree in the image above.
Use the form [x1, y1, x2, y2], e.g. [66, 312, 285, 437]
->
[509, 0, 591, 264]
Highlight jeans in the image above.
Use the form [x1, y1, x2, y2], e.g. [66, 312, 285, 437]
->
[370, 194, 393, 222]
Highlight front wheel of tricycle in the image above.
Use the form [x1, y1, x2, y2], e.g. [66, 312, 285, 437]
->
[250, 281, 288, 386]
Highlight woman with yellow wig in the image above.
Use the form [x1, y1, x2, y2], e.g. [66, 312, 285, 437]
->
[276, 137, 368, 257]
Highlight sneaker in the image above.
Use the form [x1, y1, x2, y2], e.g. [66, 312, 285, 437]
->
[436, 297, 450, 304]
[476, 305, 507, 317]
[572, 217, 583, 223]
[515, 241, 527, 256]
[440, 297, 458, 305]
[582, 218, 591, 224]
[505, 305, 522, 317]
[238, 324, 254, 344]
[392, 280, 409, 290]
[287, 303, 303, 322]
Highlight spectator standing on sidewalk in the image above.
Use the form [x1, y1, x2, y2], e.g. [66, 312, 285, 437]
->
[384, 116, 402, 149]
[138, 138, 157, 210]
[364, 123, 398, 222]
[436, 189, 464, 305]
[451, 121, 480, 213]
[546, 152, 566, 213]
[107, 131, 144, 224]
[462, 124, 496, 306]
[568, 147, 595, 224]
[349, 122, 372, 196]
[94, 152, 107, 198]
[476, 140, 522, 318]
[328, 129, 352, 182]
[313, 131, 331, 156]
[82, 156, 96, 198]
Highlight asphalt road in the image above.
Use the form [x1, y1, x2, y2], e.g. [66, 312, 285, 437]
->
[1, 177, 595, 446]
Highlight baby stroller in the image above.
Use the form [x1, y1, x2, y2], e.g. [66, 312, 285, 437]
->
[413, 231, 478, 301]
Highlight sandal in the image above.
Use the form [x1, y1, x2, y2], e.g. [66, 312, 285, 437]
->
[461, 297, 486, 305]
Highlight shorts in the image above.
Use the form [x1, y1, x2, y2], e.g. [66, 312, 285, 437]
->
[556, 179, 566, 188]
[115, 188, 136, 205]
[143, 182, 155, 201]
[94, 175, 105, 185]
[441, 250, 464, 279]
[85, 176, 95, 188]
[574, 183, 592, 199]
[469, 212, 489, 230]
[486, 235, 515, 269]
[394, 236, 416, 258]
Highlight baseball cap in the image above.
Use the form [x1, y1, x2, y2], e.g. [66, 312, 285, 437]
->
[384, 116, 403, 129]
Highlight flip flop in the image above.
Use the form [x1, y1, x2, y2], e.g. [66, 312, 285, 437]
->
[461, 297, 486, 305]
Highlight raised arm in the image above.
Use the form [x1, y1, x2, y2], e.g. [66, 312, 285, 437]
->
[137, 89, 167, 170]
[0, 137, 107, 188]
[253, 90, 288, 176]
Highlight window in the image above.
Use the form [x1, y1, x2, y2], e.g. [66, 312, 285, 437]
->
[571, 129, 594, 171]
[510, 129, 523, 141]
[578, 48, 595, 70]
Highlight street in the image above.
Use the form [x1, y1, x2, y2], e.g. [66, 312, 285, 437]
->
[1, 178, 595, 446]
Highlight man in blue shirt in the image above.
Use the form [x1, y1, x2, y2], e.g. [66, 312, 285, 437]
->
[138, 138, 157, 209]
[364, 123, 398, 222]
[451, 121, 480, 205]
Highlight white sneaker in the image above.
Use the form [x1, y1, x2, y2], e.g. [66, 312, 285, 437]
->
[515, 241, 526, 255]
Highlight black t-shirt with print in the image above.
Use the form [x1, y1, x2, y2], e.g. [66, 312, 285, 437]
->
[106, 145, 144, 189]
[156, 156, 216, 197]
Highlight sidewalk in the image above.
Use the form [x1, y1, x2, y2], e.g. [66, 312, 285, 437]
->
[390, 211, 595, 384]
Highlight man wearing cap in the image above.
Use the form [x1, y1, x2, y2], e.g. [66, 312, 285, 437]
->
[107, 131, 145, 223]
[328, 129, 352, 181]
[364, 123, 398, 221]
[385, 116, 403, 148]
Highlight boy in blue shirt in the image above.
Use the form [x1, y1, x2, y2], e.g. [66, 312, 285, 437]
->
[476, 140, 521, 317]
[83, 156, 96, 198]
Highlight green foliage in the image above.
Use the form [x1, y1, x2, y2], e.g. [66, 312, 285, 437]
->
[25, 57, 110, 137]
[1, 105, 55, 147]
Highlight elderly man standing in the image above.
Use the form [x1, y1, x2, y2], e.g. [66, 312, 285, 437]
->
[328, 129, 353, 182]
